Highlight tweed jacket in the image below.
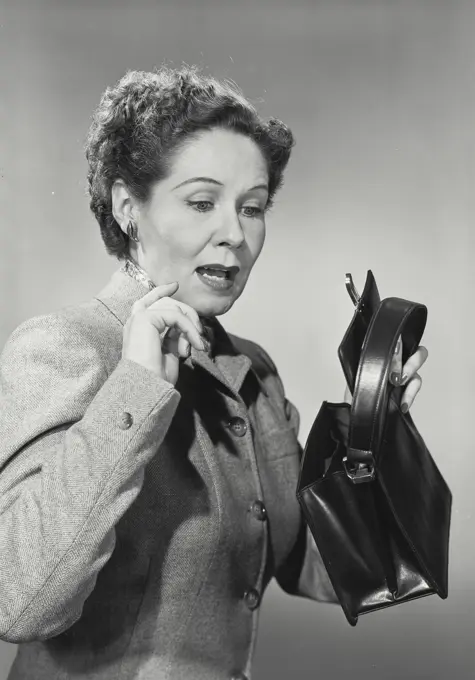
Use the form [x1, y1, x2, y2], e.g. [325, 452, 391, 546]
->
[0, 267, 335, 680]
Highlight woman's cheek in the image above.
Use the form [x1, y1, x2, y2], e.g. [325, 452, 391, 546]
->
[245, 221, 265, 257]
[252, 231, 266, 264]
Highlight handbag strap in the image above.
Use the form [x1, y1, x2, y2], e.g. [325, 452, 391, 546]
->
[345, 297, 427, 481]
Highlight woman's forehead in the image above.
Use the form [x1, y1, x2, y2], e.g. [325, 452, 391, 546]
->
[167, 128, 269, 186]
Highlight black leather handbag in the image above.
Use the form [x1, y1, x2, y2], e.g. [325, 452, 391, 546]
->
[296, 271, 452, 626]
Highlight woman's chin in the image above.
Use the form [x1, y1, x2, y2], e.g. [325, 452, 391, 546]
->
[174, 278, 244, 317]
[184, 290, 238, 317]
[195, 298, 236, 317]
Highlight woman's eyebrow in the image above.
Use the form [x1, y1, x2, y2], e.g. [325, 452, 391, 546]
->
[172, 177, 268, 192]
[247, 183, 268, 192]
[173, 177, 223, 190]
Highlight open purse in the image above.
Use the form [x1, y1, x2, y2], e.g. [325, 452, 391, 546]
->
[296, 271, 452, 626]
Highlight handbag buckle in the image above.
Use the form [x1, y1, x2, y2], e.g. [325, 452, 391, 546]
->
[342, 456, 376, 484]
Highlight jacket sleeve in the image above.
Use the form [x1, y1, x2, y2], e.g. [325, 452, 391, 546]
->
[255, 346, 338, 604]
[0, 314, 181, 643]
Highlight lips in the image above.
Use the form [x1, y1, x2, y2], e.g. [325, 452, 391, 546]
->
[195, 264, 240, 280]
[195, 263, 240, 292]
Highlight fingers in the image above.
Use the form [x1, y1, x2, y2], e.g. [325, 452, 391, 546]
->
[389, 339, 429, 388]
[172, 300, 203, 336]
[162, 327, 192, 359]
[147, 295, 203, 338]
[388, 341, 427, 413]
[130, 281, 205, 355]
[401, 345, 429, 386]
[132, 281, 179, 312]
[401, 373, 422, 413]
[131, 281, 202, 334]
[177, 334, 191, 359]
[146, 306, 205, 352]
[389, 335, 403, 386]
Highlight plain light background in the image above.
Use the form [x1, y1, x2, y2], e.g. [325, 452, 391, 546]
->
[1, 0, 474, 678]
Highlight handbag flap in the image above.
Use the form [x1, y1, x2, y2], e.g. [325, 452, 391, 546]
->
[338, 270, 381, 394]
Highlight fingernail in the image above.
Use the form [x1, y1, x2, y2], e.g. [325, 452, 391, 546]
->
[390, 372, 401, 386]
[400, 373, 408, 386]
[401, 402, 409, 414]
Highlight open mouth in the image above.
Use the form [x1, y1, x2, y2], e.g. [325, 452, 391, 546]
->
[195, 265, 239, 281]
[195, 264, 240, 290]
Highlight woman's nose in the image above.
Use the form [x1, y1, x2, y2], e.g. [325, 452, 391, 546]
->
[215, 212, 245, 249]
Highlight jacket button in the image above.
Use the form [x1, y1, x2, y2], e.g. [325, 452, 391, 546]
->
[243, 587, 261, 610]
[118, 412, 133, 430]
[250, 500, 267, 521]
[226, 416, 247, 437]
[231, 674, 248, 680]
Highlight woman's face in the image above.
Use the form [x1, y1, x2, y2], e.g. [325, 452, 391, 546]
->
[131, 128, 269, 317]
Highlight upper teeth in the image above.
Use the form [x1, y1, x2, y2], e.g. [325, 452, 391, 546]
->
[200, 267, 229, 279]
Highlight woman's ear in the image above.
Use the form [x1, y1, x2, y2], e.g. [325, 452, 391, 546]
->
[111, 180, 138, 233]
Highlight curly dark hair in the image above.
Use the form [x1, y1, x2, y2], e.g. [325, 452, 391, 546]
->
[85, 65, 295, 260]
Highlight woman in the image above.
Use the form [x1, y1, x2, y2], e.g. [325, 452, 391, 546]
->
[0, 67, 427, 680]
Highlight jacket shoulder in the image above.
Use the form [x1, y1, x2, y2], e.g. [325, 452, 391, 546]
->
[1, 298, 123, 379]
[0, 300, 122, 411]
[0, 299, 126, 451]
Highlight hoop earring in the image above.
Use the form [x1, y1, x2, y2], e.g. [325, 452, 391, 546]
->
[127, 220, 139, 243]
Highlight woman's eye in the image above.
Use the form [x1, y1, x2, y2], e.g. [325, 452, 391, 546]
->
[241, 206, 263, 218]
[188, 200, 214, 213]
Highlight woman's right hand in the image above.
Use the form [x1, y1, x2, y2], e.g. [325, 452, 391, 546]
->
[122, 282, 208, 385]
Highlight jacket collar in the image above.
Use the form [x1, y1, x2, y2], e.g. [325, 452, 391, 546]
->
[94, 267, 253, 396]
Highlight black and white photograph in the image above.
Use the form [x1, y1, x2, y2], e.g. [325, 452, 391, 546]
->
[0, 1, 473, 679]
